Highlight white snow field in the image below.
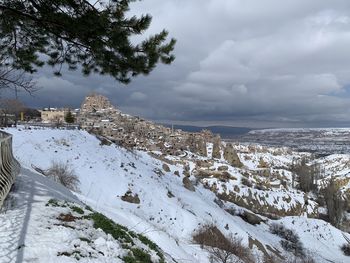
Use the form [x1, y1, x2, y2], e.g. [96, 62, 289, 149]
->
[1, 127, 350, 262]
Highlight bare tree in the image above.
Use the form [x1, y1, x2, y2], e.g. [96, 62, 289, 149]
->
[45, 161, 80, 191]
[291, 157, 320, 193]
[0, 98, 25, 126]
[0, 58, 37, 95]
[324, 177, 345, 227]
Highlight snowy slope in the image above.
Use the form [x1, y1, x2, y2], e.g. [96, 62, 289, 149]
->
[3, 127, 350, 263]
[0, 168, 171, 263]
[0, 168, 78, 262]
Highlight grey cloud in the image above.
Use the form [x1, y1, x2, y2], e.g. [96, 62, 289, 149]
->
[12, 0, 350, 128]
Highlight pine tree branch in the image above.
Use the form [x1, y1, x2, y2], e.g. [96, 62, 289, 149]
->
[0, 4, 92, 51]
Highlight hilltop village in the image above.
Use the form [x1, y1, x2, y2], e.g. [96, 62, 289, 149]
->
[36, 93, 243, 167]
[76, 94, 246, 167]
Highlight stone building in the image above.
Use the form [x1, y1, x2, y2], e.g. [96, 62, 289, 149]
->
[40, 108, 68, 123]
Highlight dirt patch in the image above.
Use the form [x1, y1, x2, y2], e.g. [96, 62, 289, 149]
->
[57, 213, 78, 222]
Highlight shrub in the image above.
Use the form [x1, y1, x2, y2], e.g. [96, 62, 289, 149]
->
[193, 224, 254, 263]
[123, 248, 152, 263]
[269, 223, 304, 257]
[71, 206, 84, 215]
[45, 161, 80, 191]
[341, 243, 350, 256]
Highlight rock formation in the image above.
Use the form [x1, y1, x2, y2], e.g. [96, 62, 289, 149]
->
[223, 143, 243, 168]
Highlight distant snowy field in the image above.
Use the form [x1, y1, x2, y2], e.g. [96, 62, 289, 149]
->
[238, 127, 350, 155]
[3, 127, 350, 262]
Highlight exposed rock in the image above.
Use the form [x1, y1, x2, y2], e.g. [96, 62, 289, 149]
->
[162, 163, 170, 172]
[183, 164, 191, 177]
[212, 135, 222, 159]
[174, 170, 180, 177]
[183, 177, 195, 192]
[238, 210, 265, 225]
[217, 165, 229, 171]
[121, 190, 140, 204]
[183, 170, 190, 177]
[194, 169, 233, 181]
[217, 190, 318, 218]
[223, 143, 243, 168]
[186, 134, 207, 157]
[196, 160, 212, 168]
[197, 140, 207, 157]
[97, 136, 112, 146]
[195, 169, 211, 178]
[81, 93, 115, 113]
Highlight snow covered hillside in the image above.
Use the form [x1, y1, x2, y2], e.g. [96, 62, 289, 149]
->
[2, 127, 350, 262]
[0, 168, 169, 262]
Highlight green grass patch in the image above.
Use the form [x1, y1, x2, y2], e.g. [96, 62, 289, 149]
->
[46, 199, 60, 207]
[87, 212, 134, 244]
[46, 199, 69, 208]
[71, 206, 84, 215]
[138, 234, 165, 262]
[123, 248, 152, 263]
[85, 205, 93, 211]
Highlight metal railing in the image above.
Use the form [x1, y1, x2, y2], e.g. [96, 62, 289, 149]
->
[0, 131, 20, 208]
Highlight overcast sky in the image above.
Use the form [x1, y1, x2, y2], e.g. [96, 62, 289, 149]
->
[8, 0, 350, 128]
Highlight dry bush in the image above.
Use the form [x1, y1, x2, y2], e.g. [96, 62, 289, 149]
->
[341, 243, 350, 256]
[46, 161, 80, 191]
[269, 223, 304, 257]
[193, 224, 254, 263]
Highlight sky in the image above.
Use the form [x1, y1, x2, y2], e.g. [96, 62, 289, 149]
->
[6, 0, 350, 128]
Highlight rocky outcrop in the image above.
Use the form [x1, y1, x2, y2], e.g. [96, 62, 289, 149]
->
[81, 93, 115, 113]
[183, 177, 195, 191]
[238, 210, 265, 225]
[186, 134, 207, 157]
[223, 143, 243, 168]
[121, 190, 140, 204]
[217, 190, 318, 218]
[212, 135, 222, 159]
[195, 169, 233, 181]
[218, 165, 229, 171]
[162, 163, 170, 172]
[195, 160, 212, 168]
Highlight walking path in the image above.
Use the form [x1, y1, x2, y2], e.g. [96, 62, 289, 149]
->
[0, 167, 78, 263]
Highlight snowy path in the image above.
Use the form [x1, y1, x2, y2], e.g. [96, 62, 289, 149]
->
[0, 167, 78, 263]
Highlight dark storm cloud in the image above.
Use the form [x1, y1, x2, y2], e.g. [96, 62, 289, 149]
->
[14, 0, 350, 127]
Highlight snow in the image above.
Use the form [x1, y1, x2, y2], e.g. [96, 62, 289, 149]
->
[1, 127, 350, 262]
[0, 167, 80, 262]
